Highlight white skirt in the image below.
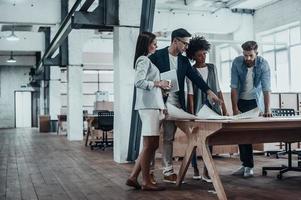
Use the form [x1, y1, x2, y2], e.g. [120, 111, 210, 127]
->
[138, 109, 164, 136]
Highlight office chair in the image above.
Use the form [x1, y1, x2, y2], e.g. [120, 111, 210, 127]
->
[265, 109, 299, 158]
[262, 108, 301, 179]
[91, 111, 114, 150]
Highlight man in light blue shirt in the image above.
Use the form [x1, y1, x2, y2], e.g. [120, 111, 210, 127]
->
[231, 41, 272, 178]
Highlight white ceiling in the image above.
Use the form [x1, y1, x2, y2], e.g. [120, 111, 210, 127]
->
[232, 0, 280, 9]
[156, 0, 281, 12]
[0, 0, 282, 56]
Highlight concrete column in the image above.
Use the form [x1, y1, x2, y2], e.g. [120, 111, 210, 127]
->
[49, 66, 61, 121]
[67, 30, 84, 141]
[113, 27, 139, 163]
[67, 65, 83, 140]
[66, 28, 93, 140]
[113, 0, 142, 163]
[39, 81, 45, 115]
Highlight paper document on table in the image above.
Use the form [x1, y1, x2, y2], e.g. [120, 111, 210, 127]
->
[165, 103, 260, 121]
[233, 107, 260, 119]
[196, 105, 260, 120]
[160, 69, 179, 93]
[165, 103, 199, 120]
[196, 105, 229, 120]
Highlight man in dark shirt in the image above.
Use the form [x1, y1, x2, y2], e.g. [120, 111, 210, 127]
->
[150, 28, 222, 183]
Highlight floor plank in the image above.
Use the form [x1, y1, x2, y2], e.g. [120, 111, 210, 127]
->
[1, 128, 301, 200]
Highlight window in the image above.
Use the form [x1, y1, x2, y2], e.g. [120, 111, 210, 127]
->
[60, 69, 114, 114]
[290, 45, 301, 91]
[262, 52, 276, 90]
[290, 27, 300, 45]
[259, 24, 301, 92]
[82, 70, 114, 113]
[218, 45, 239, 92]
[275, 50, 289, 92]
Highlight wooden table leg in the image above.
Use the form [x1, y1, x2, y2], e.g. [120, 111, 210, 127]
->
[176, 124, 199, 187]
[201, 139, 227, 200]
[85, 128, 90, 146]
[176, 143, 196, 186]
[85, 120, 92, 147]
[176, 121, 227, 200]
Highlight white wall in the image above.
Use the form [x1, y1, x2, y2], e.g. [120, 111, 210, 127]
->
[0, 32, 45, 52]
[0, 56, 36, 66]
[119, 0, 141, 27]
[0, 66, 31, 128]
[82, 38, 113, 69]
[233, 14, 254, 41]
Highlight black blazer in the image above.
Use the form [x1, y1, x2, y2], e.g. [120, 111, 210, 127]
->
[149, 47, 210, 111]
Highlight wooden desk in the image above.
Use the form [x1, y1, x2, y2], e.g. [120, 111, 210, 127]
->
[84, 114, 98, 146]
[174, 117, 301, 200]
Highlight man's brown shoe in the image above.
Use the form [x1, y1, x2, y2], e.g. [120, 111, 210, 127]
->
[163, 173, 177, 184]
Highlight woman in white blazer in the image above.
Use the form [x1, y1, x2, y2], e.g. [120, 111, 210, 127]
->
[126, 32, 170, 191]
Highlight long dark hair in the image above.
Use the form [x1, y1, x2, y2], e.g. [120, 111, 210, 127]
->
[133, 32, 156, 69]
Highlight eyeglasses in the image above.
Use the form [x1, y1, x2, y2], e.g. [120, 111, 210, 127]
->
[176, 37, 189, 47]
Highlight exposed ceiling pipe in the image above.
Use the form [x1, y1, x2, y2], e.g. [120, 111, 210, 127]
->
[210, 0, 249, 14]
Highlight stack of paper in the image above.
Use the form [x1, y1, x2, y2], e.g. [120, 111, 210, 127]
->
[197, 105, 259, 120]
[165, 103, 199, 120]
[165, 103, 259, 120]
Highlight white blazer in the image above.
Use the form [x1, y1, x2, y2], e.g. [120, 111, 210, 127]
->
[134, 56, 165, 110]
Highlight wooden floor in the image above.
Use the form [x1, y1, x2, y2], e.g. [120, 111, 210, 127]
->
[1, 128, 301, 200]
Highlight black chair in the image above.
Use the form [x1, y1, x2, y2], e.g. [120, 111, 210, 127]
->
[91, 111, 114, 150]
[265, 109, 297, 158]
[262, 108, 301, 179]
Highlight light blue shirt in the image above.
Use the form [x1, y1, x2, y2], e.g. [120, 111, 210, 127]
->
[230, 55, 271, 112]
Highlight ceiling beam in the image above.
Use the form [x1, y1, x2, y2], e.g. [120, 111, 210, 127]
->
[36, 0, 83, 73]
[80, 0, 96, 11]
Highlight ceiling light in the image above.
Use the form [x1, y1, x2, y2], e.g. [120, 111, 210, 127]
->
[6, 52, 16, 63]
[6, 27, 19, 41]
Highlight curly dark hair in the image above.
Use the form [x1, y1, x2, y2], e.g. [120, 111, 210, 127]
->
[186, 36, 211, 60]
